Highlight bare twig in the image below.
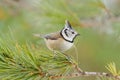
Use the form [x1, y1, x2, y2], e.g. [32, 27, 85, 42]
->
[48, 64, 120, 80]
[72, 63, 83, 73]
[49, 71, 120, 80]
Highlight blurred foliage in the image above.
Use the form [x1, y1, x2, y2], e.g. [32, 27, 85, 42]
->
[0, 0, 120, 80]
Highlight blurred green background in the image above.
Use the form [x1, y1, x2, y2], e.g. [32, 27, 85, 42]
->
[0, 0, 120, 80]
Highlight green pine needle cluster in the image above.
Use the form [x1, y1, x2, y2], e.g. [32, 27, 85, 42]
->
[106, 62, 120, 76]
[0, 33, 73, 80]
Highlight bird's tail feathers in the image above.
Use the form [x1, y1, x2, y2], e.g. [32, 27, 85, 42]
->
[33, 33, 44, 38]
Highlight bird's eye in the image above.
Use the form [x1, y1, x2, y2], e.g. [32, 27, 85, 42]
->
[72, 32, 75, 34]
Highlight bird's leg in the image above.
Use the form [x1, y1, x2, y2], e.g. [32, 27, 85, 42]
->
[52, 50, 72, 63]
[63, 53, 83, 72]
[62, 53, 73, 62]
[53, 51, 83, 73]
[53, 51, 72, 61]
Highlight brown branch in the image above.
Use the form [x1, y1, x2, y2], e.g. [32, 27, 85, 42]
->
[48, 63, 120, 80]
[37, 57, 120, 80]
[49, 71, 120, 80]
[72, 63, 83, 73]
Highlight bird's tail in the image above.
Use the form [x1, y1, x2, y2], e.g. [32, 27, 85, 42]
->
[33, 33, 44, 38]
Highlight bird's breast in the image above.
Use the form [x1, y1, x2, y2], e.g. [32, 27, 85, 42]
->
[44, 38, 73, 52]
[61, 40, 73, 52]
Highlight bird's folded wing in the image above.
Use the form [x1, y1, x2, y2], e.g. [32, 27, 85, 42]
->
[44, 32, 62, 40]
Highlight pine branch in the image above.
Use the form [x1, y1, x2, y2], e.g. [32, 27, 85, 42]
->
[47, 62, 120, 80]
[49, 67, 120, 80]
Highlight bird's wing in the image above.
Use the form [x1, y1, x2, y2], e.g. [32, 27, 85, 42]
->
[44, 32, 62, 40]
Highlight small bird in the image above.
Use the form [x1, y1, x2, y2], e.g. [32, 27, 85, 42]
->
[34, 20, 80, 53]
